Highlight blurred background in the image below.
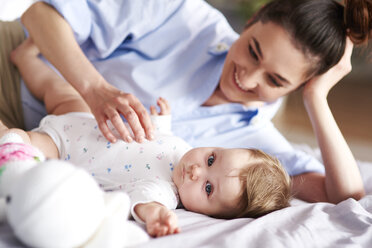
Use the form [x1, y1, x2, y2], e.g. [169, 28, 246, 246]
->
[1, 0, 371, 160]
[207, 0, 372, 161]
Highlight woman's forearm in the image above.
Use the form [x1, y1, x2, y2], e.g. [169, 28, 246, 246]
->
[304, 92, 365, 203]
[21, 2, 105, 98]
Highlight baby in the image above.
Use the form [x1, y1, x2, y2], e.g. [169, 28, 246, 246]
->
[2, 39, 291, 237]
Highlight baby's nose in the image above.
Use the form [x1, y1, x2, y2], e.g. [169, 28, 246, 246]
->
[189, 164, 201, 181]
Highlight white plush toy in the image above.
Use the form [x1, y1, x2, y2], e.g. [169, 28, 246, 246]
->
[0, 133, 149, 248]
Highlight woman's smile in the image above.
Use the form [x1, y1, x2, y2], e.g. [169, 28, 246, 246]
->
[233, 66, 254, 94]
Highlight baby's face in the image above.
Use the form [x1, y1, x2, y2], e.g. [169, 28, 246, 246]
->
[172, 147, 251, 216]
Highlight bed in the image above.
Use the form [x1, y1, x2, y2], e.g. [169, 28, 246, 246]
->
[1, 145, 371, 248]
[1, 2, 371, 247]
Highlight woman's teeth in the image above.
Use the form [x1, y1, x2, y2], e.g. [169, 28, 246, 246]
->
[235, 72, 248, 91]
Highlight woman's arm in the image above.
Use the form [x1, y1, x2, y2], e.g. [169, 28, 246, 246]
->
[21, 2, 154, 144]
[294, 38, 365, 203]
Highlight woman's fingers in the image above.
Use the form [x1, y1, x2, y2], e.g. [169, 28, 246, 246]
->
[96, 115, 118, 143]
[91, 89, 154, 143]
[118, 107, 141, 142]
[130, 99, 154, 141]
[303, 37, 354, 99]
[105, 108, 133, 143]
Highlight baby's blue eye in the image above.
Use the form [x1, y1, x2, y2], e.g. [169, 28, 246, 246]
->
[207, 154, 215, 166]
[205, 182, 212, 196]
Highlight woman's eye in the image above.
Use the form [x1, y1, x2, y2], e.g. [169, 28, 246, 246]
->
[205, 181, 213, 196]
[249, 44, 259, 61]
[207, 154, 215, 166]
[268, 75, 282, 87]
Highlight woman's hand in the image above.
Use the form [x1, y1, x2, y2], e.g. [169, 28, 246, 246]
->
[303, 37, 354, 101]
[134, 202, 180, 237]
[84, 82, 154, 143]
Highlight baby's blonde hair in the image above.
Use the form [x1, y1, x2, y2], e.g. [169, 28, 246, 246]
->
[219, 149, 291, 219]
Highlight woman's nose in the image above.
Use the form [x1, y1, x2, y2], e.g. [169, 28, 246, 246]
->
[189, 164, 201, 181]
[240, 68, 261, 89]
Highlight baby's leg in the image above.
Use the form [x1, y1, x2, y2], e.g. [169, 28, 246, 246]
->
[11, 38, 90, 115]
[0, 119, 58, 159]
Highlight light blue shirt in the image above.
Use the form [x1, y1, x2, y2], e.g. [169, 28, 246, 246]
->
[21, 0, 325, 176]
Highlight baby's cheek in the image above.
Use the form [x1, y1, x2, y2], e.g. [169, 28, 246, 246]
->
[172, 167, 181, 187]
[177, 187, 188, 207]
[179, 187, 199, 212]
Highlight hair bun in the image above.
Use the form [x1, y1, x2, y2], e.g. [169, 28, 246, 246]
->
[344, 0, 372, 44]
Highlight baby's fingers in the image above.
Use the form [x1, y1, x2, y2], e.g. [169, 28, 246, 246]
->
[166, 224, 180, 235]
[161, 210, 179, 234]
[148, 222, 167, 237]
[157, 97, 170, 115]
[150, 105, 158, 115]
[157, 225, 169, 237]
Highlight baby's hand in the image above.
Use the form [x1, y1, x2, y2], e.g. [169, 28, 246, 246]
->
[147, 205, 179, 237]
[150, 97, 170, 116]
[137, 202, 180, 237]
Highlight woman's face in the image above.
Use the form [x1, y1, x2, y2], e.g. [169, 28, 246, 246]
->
[219, 21, 310, 105]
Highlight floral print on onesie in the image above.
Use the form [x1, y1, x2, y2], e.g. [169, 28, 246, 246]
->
[34, 112, 192, 222]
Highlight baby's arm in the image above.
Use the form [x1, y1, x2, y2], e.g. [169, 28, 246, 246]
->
[136, 98, 179, 237]
[134, 202, 180, 237]
[293, 38, 364, 203]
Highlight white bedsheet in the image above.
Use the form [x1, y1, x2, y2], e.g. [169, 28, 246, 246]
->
[1, 158, 371, 248]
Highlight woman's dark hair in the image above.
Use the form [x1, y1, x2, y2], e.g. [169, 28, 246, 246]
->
[247, 0, 372, 78]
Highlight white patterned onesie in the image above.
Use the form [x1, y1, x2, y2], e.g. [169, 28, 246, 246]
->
[34, 112, 192, 222]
